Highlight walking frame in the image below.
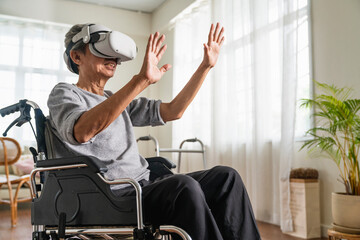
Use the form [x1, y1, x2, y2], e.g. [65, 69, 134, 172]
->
[136, 135, 206, 173]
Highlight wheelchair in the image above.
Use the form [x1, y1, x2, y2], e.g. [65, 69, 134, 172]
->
[0, 100, 192, 240]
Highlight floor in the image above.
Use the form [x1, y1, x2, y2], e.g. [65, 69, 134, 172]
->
[0, 204, 327, 240]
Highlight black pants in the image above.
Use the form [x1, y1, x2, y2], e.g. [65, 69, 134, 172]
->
[113, 166, 261, 240]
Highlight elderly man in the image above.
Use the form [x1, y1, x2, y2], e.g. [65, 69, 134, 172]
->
[47, 22, 260, 240]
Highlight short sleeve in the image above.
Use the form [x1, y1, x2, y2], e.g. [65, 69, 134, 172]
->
[47, 83, 89, 145]
[126, 97, 165, 127]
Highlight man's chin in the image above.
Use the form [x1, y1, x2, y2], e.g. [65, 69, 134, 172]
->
[103, 70, 116, 79]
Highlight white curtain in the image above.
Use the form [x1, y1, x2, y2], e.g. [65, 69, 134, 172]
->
[173, 0, 311, 232]
[172, 1, 213, 171]
[0, 15, 76, 146]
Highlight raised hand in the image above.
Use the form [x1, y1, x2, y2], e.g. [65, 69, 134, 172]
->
[139, 32, 172, 84]
[203, 23, 225, 68]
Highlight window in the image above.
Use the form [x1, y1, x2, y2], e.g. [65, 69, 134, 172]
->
[0, 15, 77, 146]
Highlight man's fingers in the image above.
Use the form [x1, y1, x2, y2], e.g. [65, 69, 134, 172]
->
[160, 64, 172, 73]
[208, 23, 214, 45]
[152, 32, 159, 51]
[155, 34, 165, 53]
[219, 36, 225, 47]
[213, 23, 220, 42]
[150, 32, 166, 53]
[203, 43, 210, 52]
[146, 34, 154, 53]
[217, 27, 224, 43]
[157, 44, 167, 60]
[208, 23, 224, 45]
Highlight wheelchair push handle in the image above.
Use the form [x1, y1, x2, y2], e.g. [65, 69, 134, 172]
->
[0, 100, 41, 116]
[0, 99, 27, 117]
[1, 100, 31, 137]
[0, 100, 47, 157]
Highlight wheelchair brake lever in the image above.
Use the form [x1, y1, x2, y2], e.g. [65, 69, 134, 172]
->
[2, 118, 19, 137]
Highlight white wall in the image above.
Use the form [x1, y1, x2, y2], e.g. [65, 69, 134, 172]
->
[0, 0, 151, 36]
[152, 0, 195, 32]
[311, 0, 360, 90]
[292, 0, 360, 236]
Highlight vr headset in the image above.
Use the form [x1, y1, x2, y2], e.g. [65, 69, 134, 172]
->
[64, 24, 138, 74]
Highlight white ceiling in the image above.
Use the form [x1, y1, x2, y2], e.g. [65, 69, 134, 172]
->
[70, 0, 167, 13]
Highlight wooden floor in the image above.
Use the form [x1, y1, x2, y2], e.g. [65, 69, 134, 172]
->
[0, 204, 327, 240]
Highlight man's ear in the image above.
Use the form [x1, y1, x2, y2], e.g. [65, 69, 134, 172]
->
[70, 50, 83, 65]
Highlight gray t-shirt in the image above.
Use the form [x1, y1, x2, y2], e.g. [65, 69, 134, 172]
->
[47, 82, 165, 190]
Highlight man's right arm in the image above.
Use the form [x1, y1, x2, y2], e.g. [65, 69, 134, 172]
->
[73, 75, 149, 143]
[73, 32, 171, 143]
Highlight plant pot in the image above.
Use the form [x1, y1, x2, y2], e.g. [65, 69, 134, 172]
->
[332, 192, 360, 234]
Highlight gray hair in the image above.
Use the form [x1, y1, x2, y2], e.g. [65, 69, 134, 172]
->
[64, 24, 87, 53]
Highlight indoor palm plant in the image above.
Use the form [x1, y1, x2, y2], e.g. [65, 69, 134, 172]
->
[300, 81, 360, 232]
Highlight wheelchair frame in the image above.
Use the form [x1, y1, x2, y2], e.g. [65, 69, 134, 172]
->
[1, 100, 192, 240]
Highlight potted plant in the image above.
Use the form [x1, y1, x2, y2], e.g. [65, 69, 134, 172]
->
[300, 81, 360, 233]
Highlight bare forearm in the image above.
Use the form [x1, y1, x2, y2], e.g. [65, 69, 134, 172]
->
[74, 75, 149, 143]
[161, 62, 211, 122]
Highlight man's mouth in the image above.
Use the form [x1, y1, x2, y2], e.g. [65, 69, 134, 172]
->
[104, 61, 117, 69]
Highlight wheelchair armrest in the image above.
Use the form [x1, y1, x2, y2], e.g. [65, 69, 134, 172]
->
[146, 157, 176, 169]
[36, 156, 108, 174]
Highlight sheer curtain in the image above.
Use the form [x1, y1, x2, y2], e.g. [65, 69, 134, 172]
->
[172, 1, 213, 172]
[173, 0, 311, 232]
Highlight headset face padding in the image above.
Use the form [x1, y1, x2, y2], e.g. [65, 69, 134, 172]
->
[64, 24, 138, 74]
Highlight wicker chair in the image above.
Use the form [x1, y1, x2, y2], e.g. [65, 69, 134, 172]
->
[0, 137, 32, 227]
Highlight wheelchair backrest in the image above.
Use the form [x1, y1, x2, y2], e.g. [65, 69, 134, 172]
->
[44, 118, 77, 159]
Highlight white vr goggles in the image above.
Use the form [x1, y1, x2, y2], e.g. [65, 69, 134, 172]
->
[64, 24, 138, 74]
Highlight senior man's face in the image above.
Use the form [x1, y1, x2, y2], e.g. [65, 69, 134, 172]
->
[80, 45, 117, 79]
